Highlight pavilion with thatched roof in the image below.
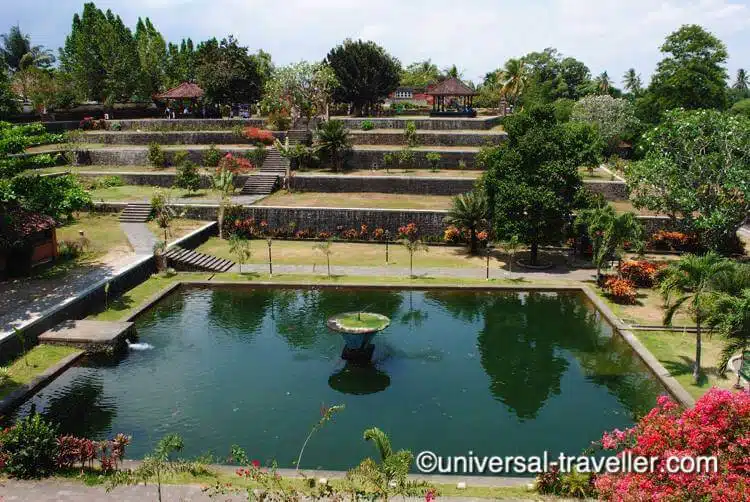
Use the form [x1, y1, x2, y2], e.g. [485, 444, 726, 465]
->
[427, 77, 478, 117]
[154, 82, 205, 116]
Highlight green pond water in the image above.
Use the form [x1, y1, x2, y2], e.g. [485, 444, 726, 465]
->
[14, 287, 667, 471]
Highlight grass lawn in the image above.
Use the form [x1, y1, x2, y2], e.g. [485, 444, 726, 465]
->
[0, 345, 81, 399]
[610, 199, 664, 216]
[197, 238, 513, 269]
[635, 329, 736, 399]
[578, 166, 617, 180]
[256, 191, 453, 210]
[89, 185, 216, 202]
[596, 286, 694, 327]
[146, 218, 211, 242]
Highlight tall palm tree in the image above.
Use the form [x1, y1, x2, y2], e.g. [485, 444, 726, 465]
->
[211, 167, 235, 239]
[622, 68, 642, 95]
[314, 119, 350, 172]
[707, 289, 750, 388]
[596, 71, 612, 94]
[498, 58, 528, 107]
[733, 68, 749, 91]
[576, 206, 644, 279]
[660, 253, 735, 383]
[444, 190, 488, 254]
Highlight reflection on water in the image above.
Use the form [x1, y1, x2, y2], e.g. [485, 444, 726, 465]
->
[11, 287, 667, 471]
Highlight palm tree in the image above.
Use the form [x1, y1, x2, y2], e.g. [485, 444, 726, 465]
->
[622, 68, 642, 95]
[596, 71, 612, 94]
[444, 191, 488, 254]
[733, 68, 749, 91]
[707, 289, 750, 388]
[348, 427, 414, 501]
[315, 120, 350, 172]
[498, 58, 527, 107]
[576, 206, 644, 280]
[0, 25, 54, 71]
[660, 253, 735, 383]
[211, 167, 235, 239]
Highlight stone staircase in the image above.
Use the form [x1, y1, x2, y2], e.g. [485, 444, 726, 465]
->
[287, 129, 311, 145]
[119, 203, 152, 223]
[240, 148, 287, 195]
[163, 246, 235, 272]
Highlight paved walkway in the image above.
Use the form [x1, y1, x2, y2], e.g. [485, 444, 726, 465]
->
[120, 222, 158, 256]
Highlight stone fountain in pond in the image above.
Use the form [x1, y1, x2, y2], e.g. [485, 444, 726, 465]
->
[327, 312, 390, 363]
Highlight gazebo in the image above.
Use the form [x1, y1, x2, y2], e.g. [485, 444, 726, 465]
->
[154, 82, 205, 117]
[427, 77, 478, 117]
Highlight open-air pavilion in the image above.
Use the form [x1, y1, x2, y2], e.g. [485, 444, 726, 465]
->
[427, 77, 478, 117]
[154, 82, 205, 117]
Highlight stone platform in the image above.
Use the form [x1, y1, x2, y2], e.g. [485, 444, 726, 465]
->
[39, 320, 135, 353]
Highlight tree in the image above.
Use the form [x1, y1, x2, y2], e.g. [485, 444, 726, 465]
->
[229, 234, 252, 269]
[326, 39, 401, 116]
[707, 289, 750, 387]
[595, 71, 613, 95]
[733, 68, 748, 91]
[0, 24, 54, 72]
[576, 205, 644, 279]
[498, 58, 528, 107]
[314, 239, 333, 277]
[174, 159, 201, 193]
[626, 109, 750, 253]
[165, 38, 196, 88]
[648, 24, 728, 113]
[401, 238, 428, 277]
[6, 174, 91, 220]
[211, 167, 234, 239]
[513, 49, 592, 105]
[314, 119, 351, 172]
[729, 98, 750, 118]
[498, 235, 522, 273]
[571, 95, 641, 153]
[196, 36, 263, 105]
[59, 3, 140, 103]
[134, 17, 166, 99]
[261, 61, 338, 126]
[0, 67, 18, 119]
[151, 190, 175, 242]
[622, 68, 642, 96]
[482, 105, 600, 265]
[400, 59, 440, 87]
[444, 190, 488, 254]
[660, 252, 734, 383]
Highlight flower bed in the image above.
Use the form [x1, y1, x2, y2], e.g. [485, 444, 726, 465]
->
[602, 276, 637, 305]
[649, 230, 699, 253]
[242, 127, 276, 145]
[218, 153, 255, 174]
[618, 260, 664, 288]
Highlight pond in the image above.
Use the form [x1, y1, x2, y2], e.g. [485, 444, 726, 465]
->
[13, 286, 667, 472]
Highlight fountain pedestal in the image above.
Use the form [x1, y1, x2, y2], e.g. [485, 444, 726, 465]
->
[327, 312, 390, 364]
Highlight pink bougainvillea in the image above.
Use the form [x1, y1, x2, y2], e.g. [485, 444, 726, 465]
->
[595, 389, 750, 501]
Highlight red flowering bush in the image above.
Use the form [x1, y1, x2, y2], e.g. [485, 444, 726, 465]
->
[218, 153, 255, 174]
[649, 230, 699, 252]
[477, 230, 489, 243]
[372, 228, 386, 241]
[317, 231, 331, 240]
[619, 260, 664, 288]
[398, 222, 419, 241]
[243, 127, 275, 145]
[359, 224, 369, 239]
[602, 276, 637, 305]
[443, 225, 461, 243]
[342, 228, 358, 240]
[595, 389, 750, 501]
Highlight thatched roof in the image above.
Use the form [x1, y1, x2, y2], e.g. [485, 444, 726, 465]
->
[0, 205, 56, 250]
[155, 82, 204, 100]
[426, 77, 477, 96]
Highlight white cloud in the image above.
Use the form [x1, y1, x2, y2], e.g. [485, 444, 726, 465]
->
[4, 0, 750, 85]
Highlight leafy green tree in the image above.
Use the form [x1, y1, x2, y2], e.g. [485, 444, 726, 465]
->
[326, 39, 401, 116]
[444, 190, 488, 254]
[261, 61, 337, 125]
[164, 38, 196, 88]
[229, 234, 252, 268]
[134, 17, 166, 99]
[314, 119, 351, 172]
[660, 252, 734, 383]
[400, 59, 440, 87]
[401, 238, 428, 277]
[513, 49, 592, 106]
[571, 95, 641, 153]
[0, 24, 54, 71]
[59, 3, 140, 102]
[576, 205, 644, 279]
[626, 109, 750, 253]
[6, 174, 91, 220]
[707, 289, 750, 387]
[482, 105, 599, 265]
[622, 68, 643, 96]
[0, 67, 18, 119]
[313, 239, 333, 277]
[729, 98, 750, 118]
[196, 36, 263, 105]
[648, 24, 728, 113]
[174, 159, 201, 193]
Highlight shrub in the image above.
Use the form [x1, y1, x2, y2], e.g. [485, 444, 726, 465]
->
[602, 276, 637, 304]
[594, 390, 750, 501]
[361, 120, 375, 131]
[342, 228, 358, 240]
[398, 222, 419, 241]
[618, 260, 663, 288]
[171, 150, 189, 167]
[109, 121, 122, 131]
[0, 414, 58, 479]
[649, 230, 699, 252]
[218, 153, 254, 174]
[175, 160, 202, 193]
[443, 225, 461, 243]
[147, 142, 166, 168]
[536, 464, 563, 495]
[267, 110, 291, 131]
[89, 175, 123, 190]
[372, 228, 386, 241]
[404, 121, 418, 147]
[426, 152, 441, 172]
[243, 127, 275, 145]
[202, 145, 222, 167]
[457, 159, 467, 170]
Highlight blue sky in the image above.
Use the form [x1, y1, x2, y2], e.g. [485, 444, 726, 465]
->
[3, 0, 750, 85]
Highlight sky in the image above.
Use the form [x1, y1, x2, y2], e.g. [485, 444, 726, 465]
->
[2, 0, 750, 86]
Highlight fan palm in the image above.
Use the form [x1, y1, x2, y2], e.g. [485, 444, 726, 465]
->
[707, 289, 750, 387]
[660, 252, 735, 383]
[315, 120, 350, 172]
[622, 68, 642, 95]
[444, 190, 488, 254]
[733, 68, 749, 91]
[498, 58, 527, 106]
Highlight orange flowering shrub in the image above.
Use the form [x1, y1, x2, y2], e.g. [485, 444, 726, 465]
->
[372, 228, 386, 241]
[618, 260, 664, 288]
[242, 127, 275, 145]
[218, 153, 255, 174]
[603, 276, 637, 304]
[398, 222, 419, 241]
[649, 230, 699, 252]
[443, 225, 461, 243]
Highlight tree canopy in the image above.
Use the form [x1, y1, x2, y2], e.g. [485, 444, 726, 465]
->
[571, 95, 641, 152]
[134, 17, 167, 99]
[326, 39, 401, 116]
[400, 60, 440, 87]
[481, 105, 600, 265]
[0, 24, 54, 72]
[626, 109, 750, 253]
[261, 61, 337, 125]
[195, 36, 264, 105]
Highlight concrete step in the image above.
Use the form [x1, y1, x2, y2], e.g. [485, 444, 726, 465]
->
[165, 246, 236, 272]
[119, 202, 153, 222]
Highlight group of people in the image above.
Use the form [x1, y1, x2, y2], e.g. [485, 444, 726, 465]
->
[163, 104, 208, 119]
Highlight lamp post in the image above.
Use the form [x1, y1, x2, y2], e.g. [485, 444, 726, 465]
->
[267, 238, 273, 277]
[385, 230, 390, 264]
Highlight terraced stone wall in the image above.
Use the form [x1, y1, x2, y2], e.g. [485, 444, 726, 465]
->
[350, 149, 477, 169]
[116, 118, 266, 131]
[349, 131, 506, 146]
[80, 130, 285, 145]
[337, 116, 501, 130]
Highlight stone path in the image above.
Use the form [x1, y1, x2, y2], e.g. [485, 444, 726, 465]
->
[120, 222, 158, 255]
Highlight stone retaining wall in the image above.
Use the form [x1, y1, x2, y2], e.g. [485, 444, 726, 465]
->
[349, 131, 506, 146]
[336, 116, 501, 130]
[81, 130, 285, 145]
[117, 118, 266, 131]
[350, 149, 477, 169]
[584, 180, 629, 200]
[85, 147, 253, 166]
